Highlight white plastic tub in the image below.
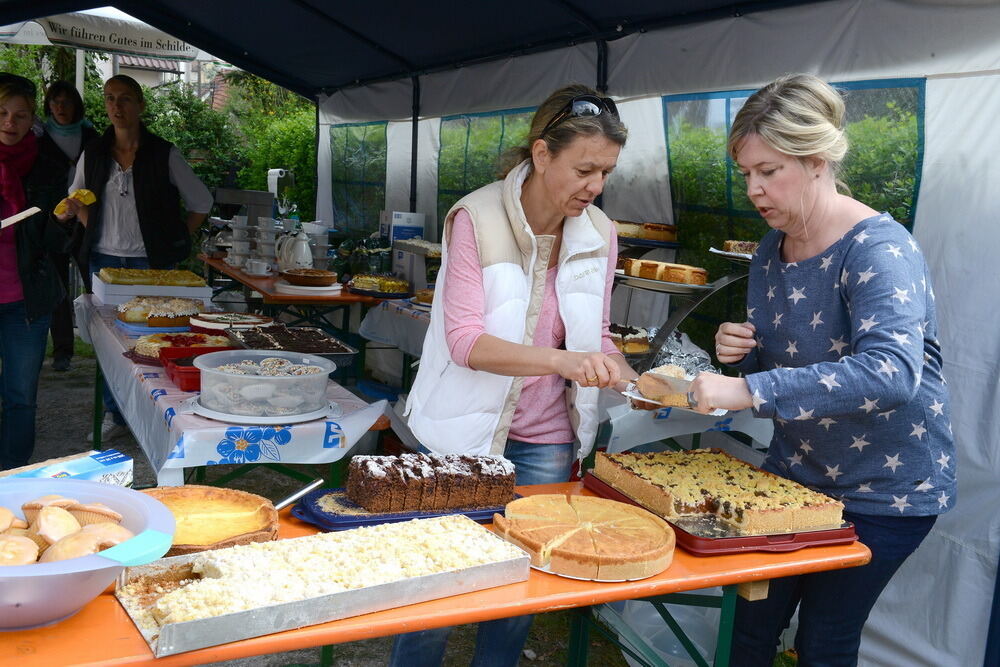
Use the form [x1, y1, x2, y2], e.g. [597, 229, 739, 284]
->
[0, 478, 174, 630]
[194, 349, 335, 418]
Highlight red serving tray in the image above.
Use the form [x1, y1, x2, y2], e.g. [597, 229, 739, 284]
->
[158, 346, 235, 391]
[582, 472, 856, 556]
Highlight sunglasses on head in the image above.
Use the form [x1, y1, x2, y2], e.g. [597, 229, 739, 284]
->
[541, 94, 619, 137]
[0, 73, 37, 98]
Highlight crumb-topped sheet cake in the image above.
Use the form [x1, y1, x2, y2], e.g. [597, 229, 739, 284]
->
[594, 450, 843, 535]
[117, 515, 524, 632]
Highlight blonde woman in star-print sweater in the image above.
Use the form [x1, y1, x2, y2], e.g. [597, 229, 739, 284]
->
[685, 74, 955, 667]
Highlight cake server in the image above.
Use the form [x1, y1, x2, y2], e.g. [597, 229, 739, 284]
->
[0, 206, 41, 230]
[274, 477, 325, 510]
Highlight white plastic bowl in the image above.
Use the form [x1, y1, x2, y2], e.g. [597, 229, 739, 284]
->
[0, 478, 175, 630]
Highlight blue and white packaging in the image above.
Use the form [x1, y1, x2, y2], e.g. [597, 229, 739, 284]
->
[0, 449, 134, 487]
[388, 211, 426, 244]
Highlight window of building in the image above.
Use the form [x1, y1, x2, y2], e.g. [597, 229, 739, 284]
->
[330, 121, 388, 234]
[437, 109, 533, 224]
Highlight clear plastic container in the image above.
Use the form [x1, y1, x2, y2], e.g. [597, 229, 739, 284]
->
[0, 478, 175, 630]
[194, 349, 336, 418]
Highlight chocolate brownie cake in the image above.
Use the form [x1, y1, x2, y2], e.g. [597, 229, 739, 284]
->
[232, 324, 353, 355]
[346, 453, 515, 513]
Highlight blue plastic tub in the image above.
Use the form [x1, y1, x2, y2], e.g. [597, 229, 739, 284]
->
[0, 478, 175, 630]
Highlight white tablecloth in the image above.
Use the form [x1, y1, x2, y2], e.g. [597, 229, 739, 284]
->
[75, 295, 388, 486]
[358, 299, 430, 357]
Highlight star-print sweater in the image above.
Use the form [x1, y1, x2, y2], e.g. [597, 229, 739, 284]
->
[735, 214, 956, 517]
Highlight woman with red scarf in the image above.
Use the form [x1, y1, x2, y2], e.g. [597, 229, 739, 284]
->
[0, 73, 74, 470]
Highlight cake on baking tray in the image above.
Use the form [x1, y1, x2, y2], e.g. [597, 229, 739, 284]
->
[346, 453, 515, 513]
[622, 258, 707, 285]
[593, 450, 844, 535]
[117, 296, 202, 327]
[610, 323, 650, 354]
[133, 332, 230, 359]
[98, 268, 206, 287]
[493, 494, 675, 579]
[116, 515, 524, 630]
[349, 273, 409, 293]
[722, 240, 760, 254]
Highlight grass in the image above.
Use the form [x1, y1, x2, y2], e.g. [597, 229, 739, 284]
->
[45, 334, 96, 359]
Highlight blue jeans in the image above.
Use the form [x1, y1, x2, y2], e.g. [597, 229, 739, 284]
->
[89, 253, 153, 425]
[389, 439, 576, 667]
[731, 511, 937, 667]
[0, 301, 51, 470]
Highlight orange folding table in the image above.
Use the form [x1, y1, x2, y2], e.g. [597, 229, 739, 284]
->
[2, 482, 870, 667]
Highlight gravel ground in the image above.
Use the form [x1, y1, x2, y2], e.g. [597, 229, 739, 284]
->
[27, 348, 630, 667]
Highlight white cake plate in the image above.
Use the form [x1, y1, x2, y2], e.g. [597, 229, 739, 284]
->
[184, 397, 343, 424]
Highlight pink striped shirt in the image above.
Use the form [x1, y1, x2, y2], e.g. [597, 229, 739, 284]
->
[443, 209, 620, 444]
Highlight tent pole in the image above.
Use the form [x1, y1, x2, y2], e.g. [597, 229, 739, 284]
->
[409, 75, 420, 214]
[596, 39, 608, 93]
[75, 49, 85, 94]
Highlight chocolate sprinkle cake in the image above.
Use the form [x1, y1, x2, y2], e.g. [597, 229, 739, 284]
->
[346, 453, 516, 513]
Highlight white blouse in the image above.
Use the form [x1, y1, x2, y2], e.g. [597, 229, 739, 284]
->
[70, 146, 214, 258]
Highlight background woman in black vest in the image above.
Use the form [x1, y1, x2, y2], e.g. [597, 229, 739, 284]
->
[0, 73, 74, 470]
[56, 74, 212, 441]
[39, 81, 98, 372]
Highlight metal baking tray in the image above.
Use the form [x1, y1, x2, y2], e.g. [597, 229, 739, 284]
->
[582, 473, 855, 555]
[226, 326, 359, 368]
[116, 539, 529, 657]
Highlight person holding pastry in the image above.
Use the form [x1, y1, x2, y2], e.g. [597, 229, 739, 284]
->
[398, 83, 638, 666]
[54, 74, 213, 441]
[686, 74, 956, 666]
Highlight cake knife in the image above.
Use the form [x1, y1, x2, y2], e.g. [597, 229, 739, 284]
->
[0, 206, 42, 230]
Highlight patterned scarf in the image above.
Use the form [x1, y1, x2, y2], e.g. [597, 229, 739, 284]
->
[0, 131, 37, 219]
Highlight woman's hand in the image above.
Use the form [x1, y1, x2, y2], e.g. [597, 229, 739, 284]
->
[687, 372, 752, 414]
[53, 197, 85, 225]
[555, 350, 622, 389]
[715, 321, 756, 364]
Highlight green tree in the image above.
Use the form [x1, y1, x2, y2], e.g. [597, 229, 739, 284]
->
[222, 70, 317, 220]
[0, 44, 106, 119]
[842, 102, 917, 226]
[143, 82, 240, 191]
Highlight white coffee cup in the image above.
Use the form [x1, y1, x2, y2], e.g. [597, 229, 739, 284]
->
[244, 258, 272, 276]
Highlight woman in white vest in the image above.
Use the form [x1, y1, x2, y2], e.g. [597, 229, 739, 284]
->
[396, 85, 638, 667]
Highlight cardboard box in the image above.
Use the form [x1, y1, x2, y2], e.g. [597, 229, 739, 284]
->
[92, 274, 213, 306]
[0, 450, 134, 487]
[380, 211, 426, 245]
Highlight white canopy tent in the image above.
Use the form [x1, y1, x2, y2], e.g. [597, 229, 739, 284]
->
[318, 1, 998, 665]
